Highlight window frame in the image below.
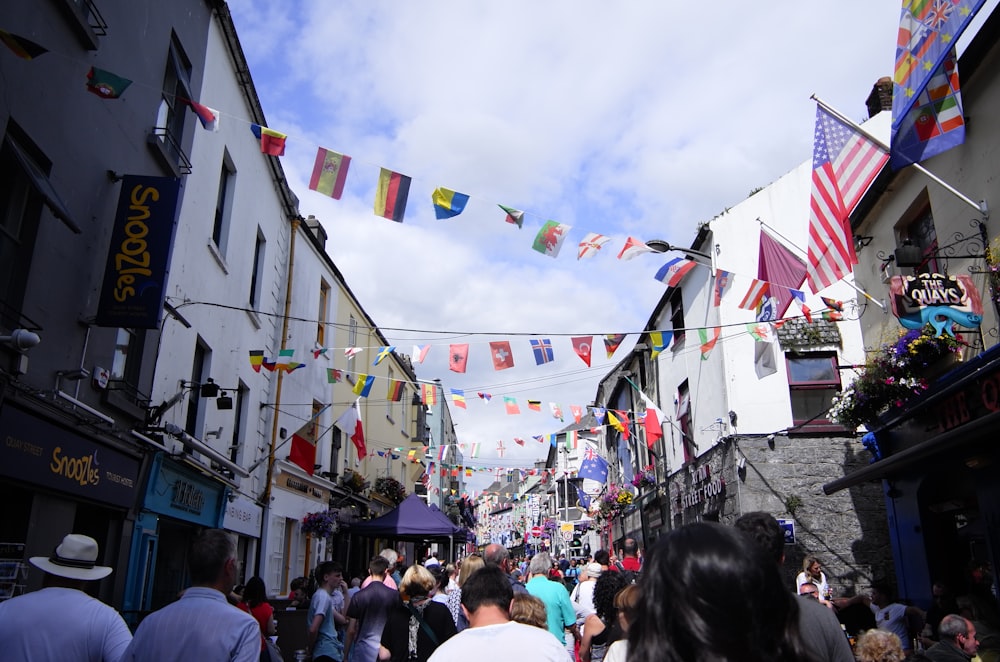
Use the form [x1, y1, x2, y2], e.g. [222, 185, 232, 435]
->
[785, 352, 844, 432]
[212, 151, 236, 254]
[669, 289, 685, 347]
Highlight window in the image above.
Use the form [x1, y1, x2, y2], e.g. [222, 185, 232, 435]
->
[212, 153, 235, 253]
[676, 381, 693, 463]
[906, 209, 939, 275]
[669, 289, 685, 346]
[110, 328, 145, 387]
[347, 315, 358, 372]
[317, 280, 330, 345]
[249, 229, 265, 309]
[0, 130, 45, 320]
[229, 382, 248, 463]
[786, 353, 842, 431]
[185, 341, 209, 438]
[151, 35, 193, 174]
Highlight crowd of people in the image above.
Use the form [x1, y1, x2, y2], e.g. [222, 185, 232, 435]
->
[1, 519, 998, 662]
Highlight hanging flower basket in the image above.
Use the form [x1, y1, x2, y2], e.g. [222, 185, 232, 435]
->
[830, 327, 963, 430]
[301, 510, 337, 538]
[373, 476, 407, 504]
[631, 467, 656, 489]
[342, 469, 365, 493]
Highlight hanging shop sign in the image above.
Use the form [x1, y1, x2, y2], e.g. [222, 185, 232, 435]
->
[95, 175, 181, 329]
[0, 405, 140, 508]
[277, 472, 330, 503]
[889, 273, 983, 337]
[143, 454, 226, 527]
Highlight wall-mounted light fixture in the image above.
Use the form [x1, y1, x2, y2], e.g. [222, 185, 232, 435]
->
[0, 328, 41, 351]
[853, 235, 874, 252]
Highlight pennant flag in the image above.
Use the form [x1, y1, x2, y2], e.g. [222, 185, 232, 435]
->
[353, 374, 375, 397]
[421, 383, 438, 405]
[756, 296, 779, 323]
[499, 204, 524, 228]
[185, 99, 220, 132]
[739, 279, 770, 310]
[527, 399, 542, 412]
[530, 338, 554, 365]
[758, 229, 806, 318]
[548, 434, 559, 448]
[650, 331, 672, 359]
[654, 257, 697, 288]
[449, 344, 469, 373]
[288, 417, 321, 475]
[432, 187, 470, 219]
[563, 336, 592, 368]
[891, 48, 966, 169]
[532, 435, 544, 444]
[335, 400, 367, 460]
[373, 346, 395, 366]
[532, 221, 571, 258]
[503, 396, 520, 415]
[412, 344, 431, 363]
[86, 66, 132, 99]
[699, 327, 721, 360]
[374, 167, 412, 222]
[617, 237, 655, 261]
[551, 402, 564, 421]
[565, 430, 578, 450]
[312, 347, 329, 359]
[275, 349, 294, 370]
[570, 404, 583, 424]
[604, 334, 626, 358]
[249, 123, 287, 156]
[344, 347, 363, 359]
[714, 269, 732, 306]
[387, 379, 405, 402]
[0, 29, 47, 60]
[821, 296, 844, 311]
[578, 453, 609, 484]
[593, 407, 606, 425]
[513, 437, 525, 446]
[608, 410, 625, 434]
[437, 445, 448, 462]
[249, 350, 264, 373]
[822, 310, 844, 322]
[578, 232, 611, 259]
[639, 390, 666, 451]
[891, 0, 985, 138]
[309, 147, 351, 199]
[261, 357, 277, 372]
[754, 340, 778, 379]
[286, 362, 306, 373]
[746, 322, 774, 342]
[576, 484, 592, 509]
[489, 341, 515, 370]
[450, 388, 467, 409]
[806, 105, 889, 293]
[477, 391, 492, 403]
[469, 442, 480, 458]
[496, 440, 506, 458]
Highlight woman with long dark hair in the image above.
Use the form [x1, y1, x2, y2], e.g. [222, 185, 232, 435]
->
[628, 521, 815, 662]
[579, 571, 631, 662]
[236, 576, 276, 661]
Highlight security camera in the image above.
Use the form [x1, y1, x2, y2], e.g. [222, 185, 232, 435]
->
[0, 328, 41, 351]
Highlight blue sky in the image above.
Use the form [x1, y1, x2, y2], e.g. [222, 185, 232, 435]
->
[224, 1, 991, 493]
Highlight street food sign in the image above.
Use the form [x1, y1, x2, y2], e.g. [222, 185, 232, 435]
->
[889, 273, 983, 337]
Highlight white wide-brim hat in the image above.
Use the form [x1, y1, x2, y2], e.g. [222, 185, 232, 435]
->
[30, 534, 113, 581]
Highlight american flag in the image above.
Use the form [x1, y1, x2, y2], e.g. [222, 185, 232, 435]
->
[806, 105, 888, 292]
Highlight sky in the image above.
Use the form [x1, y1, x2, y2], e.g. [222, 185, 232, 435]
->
[223, 1, 988, 494]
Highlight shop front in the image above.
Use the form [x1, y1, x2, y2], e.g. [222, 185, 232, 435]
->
[122, 452, 228, 623]
[222, 493, 263, 583]
[0, 401, 142, 605]
[824, 343, 1000, 606]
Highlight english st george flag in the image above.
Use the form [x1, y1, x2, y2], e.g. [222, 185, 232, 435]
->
[806, 106, 888, 292]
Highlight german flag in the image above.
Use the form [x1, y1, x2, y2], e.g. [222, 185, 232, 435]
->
[0, 30, 47, 60]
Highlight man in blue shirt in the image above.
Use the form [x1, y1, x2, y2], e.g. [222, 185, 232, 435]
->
[122, 529, 260, 662]
[525, 552, 579, 655]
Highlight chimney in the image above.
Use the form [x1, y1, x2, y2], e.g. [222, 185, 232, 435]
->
[866, 77, 893, 118]
[303, 214, 327, 249]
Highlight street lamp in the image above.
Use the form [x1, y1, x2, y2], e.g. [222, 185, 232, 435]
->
[644, 239, 714, 261]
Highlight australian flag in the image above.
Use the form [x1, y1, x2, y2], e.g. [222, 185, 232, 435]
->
[576, 485, 592, 509]
[578, 453, 609, 484]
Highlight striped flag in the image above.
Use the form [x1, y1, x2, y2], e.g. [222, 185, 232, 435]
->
[412, 344, 431, 363]
[374, 168, 411, 222]
[617, 237, 655, 261]
[713, 269, 732, 306]
[739, 279, 770, 310]
[387, 379, 405, 401]
[699, 327, 721, 360]
[432, 187, 470, 219]
[450, 388, 467, 409]
[0, 29, 48, 59]
[353, 374, 375, 397]
[249, 124, 286, 156]
[806, 105, 889, 292]
[309, 147, 351, 199]
[421, 383, 437, 405]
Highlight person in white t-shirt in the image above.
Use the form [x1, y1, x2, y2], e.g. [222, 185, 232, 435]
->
[869, 582, 925, 655]
[428, 566, 568, 662]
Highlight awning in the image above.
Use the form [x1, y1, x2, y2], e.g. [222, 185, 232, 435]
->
[8, 138, 81, 234]
[822, 407, 1000, 494]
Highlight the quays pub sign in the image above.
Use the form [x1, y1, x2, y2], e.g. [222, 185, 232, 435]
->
[889, 273, 983, 337]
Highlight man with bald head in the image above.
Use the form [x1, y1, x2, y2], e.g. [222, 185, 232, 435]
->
[482, 543, 527, 594]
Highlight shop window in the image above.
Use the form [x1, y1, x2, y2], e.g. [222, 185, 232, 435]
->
[786, 352, 842, 431]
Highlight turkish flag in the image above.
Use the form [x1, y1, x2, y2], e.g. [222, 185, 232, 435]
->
[489, 341, 515, 370]
[571, 336, 593, 367]
[449, 344, 469, 373]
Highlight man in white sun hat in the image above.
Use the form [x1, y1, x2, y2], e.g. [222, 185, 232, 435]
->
[0, 533, 132, 661]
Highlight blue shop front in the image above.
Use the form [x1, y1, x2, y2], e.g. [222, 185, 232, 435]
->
[123, 452, 229, 624]
[824, 343, 1000, 610]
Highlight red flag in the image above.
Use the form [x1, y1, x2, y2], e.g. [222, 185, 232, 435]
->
[288, 418, 320, 474]
[421, 383, 438, 405]
[615, 410, 631, 440]
[514, 437, 525, 446]
[570, 405, 583, 424]
[449, 344, 469, 373]
[335, 401, 366, 460]
[489, 341, 515, 370]
[571, 336, 593, 367]
[758, 229, 806, 318]
[739, 279, 770, 310]
[806, 105, 889, 292]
